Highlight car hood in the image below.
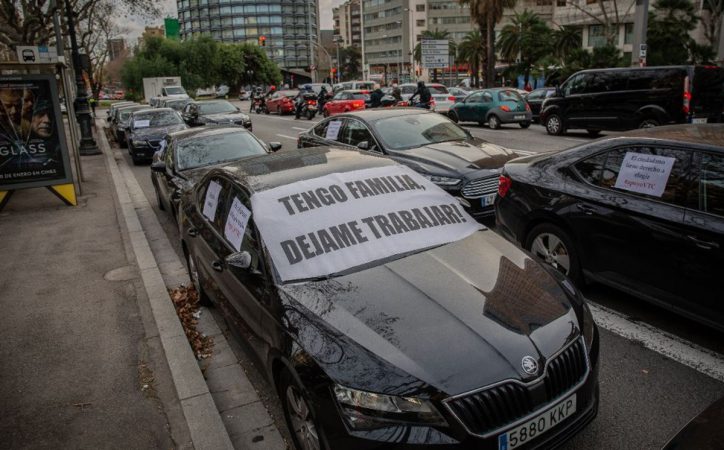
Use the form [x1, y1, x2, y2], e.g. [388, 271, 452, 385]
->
[131, 124, 187, 140]
[279, 231, 582, 396]
[386, 139, 519, 177]
[203, 112, 248, 123]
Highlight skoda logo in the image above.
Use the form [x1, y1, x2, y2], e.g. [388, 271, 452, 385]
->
[521, 356, 538, 375]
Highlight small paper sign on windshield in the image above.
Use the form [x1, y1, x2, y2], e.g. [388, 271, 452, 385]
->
[134, 119, 150, 128]
[614, 152, 675, 197]
[251, 165, 481, 282]
[325, 120, 342, 140]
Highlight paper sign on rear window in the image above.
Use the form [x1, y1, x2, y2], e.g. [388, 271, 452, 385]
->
[224, 197, 252, 251]
[325, 121, 342, 140]
[251, 165, 481, 282]
[203, 180, 222, 221]
[614, 152, 675, 197]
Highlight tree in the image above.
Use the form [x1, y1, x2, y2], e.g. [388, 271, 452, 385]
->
[553, 25, 582, 60]
[557, 44, 623, 82]
[457, 30, 485, 88]
[497, 10, 553, 86]
[458, 0, 516, 88]
[338, 46, 361, 80]
[647, 0, 703, 65]
[413, 29, 456, 82]
[560, 0, 637, 46]
[701, 0, 723, 49]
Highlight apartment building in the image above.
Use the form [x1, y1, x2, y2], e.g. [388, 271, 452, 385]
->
[333, 0, 363, 47]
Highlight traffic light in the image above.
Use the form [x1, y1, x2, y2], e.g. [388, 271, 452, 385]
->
[258, 35, 267, 47]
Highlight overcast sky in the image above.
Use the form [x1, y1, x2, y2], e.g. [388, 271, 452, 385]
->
[122, 0, 340, 42]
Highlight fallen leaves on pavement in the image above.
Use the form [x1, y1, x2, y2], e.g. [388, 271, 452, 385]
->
[169, 285, 214, 360]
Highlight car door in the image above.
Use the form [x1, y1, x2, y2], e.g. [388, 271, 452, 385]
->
[164, 141, 186, 216]
[561, 72, 594, 127]
[155, 139, 175, 212]
[328, 92, 347, 114]
[680, 151, 724, 323]
[457, 92, 484, 122]
[214, 185, 274, 351]
[336, 118, 382, 152]
[566, 145, 694, 303]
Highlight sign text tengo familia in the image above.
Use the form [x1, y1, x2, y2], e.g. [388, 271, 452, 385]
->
[251, 165, 481, 282]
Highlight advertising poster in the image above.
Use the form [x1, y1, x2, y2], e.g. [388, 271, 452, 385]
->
[0, 74, 73, 190]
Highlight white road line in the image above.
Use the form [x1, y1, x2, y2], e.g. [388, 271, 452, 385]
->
[292, 127, 308, 131]
[588, 302, 724, 383]
[276, 134, 298, 140]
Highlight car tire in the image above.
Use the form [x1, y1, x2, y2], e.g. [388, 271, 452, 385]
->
[586, 129, 601, 137]
[279, 368, 328, 450]
[185, 250, 211, 306]
[131, 153, 141, 166]
[525, 223, 582, 284]
[156, 187, 165, 211]
[488, 114, 501, 130]
[638, 118, 659, 128]
[545, 114, 565, 136]
[323, 109, 329, 118]
[519, 121, 531, 129]
[448, 110, 459, 123]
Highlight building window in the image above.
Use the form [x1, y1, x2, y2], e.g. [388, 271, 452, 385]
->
[624, 23, 634, 44]
[556, 0, 566, 5]
[416, 4, 425, 11]
[536, 0, 552, 5]
[588, 24, 606, 48]
[416, 19, 425, 26]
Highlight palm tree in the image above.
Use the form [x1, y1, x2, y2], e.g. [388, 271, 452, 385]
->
[413, 29, 456, 82]
[497, 10, 552, 86]
[457, 30, 485, 88]
[553, 25, 582, 60]
[458, 0, 516, 88]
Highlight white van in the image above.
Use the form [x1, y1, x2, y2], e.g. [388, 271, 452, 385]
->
[333, 80, 378, 92]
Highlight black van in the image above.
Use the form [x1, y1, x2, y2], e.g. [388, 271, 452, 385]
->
[540, 65, 724, 136]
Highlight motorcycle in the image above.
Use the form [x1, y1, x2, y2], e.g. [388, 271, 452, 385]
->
[295, 93, 318, 120]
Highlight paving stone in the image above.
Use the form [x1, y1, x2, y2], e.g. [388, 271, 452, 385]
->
[222, 401, 275, 437]
[232, 424, 288, 450]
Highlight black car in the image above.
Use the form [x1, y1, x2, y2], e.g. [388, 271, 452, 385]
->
[540, 65, 724, 136]
[297, 109, 520, 219]
[111, 105, 147, 145]
[495, 124, 724, 331]
[150, 126, 280, 221]
[161, 97, 192, 112]
[126, 108, 187, 164]
[525, 88, 556, 123]
[179, 146, 599, 450]
[181, 100, 252, 130]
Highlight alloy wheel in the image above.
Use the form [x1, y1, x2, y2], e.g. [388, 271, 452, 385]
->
[639, 118, 659, 128]
[530, 232, 570, 275]
[188, 254, 201, 293]
[546, 115, 562, 135]
[286, 385, 320, 450]
[488, 115, 501, 129]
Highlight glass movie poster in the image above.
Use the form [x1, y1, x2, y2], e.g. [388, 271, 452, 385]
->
[0, 74, 72, 189]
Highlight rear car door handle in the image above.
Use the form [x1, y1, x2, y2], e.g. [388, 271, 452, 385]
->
[187, 228, 198, 237]
[211, 260, 224, 272]
[576, 204, 596, 215]
[687, 235, 719, 250]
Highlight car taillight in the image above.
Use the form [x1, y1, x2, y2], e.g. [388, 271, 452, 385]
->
[498, 175, 512, 198]
[500, 105, 511, 112]
[525, 103, 531, 112]
[307, 99, 317, 105]
[353, 100, 364, 108]
[448, 96, 456, 102]
[683, 76, 691, 115]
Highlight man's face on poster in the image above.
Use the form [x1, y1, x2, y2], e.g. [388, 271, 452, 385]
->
[31, 108, 52, 138]
[0, 89, 23, 127]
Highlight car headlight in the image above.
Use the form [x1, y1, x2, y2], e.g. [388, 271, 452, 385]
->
[132, 139, 149, 147]
[333, 384, 447, 429]
[421, 174, 461, 187]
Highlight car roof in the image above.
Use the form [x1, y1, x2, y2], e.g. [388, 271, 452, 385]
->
[168, 125, 248, 141]
[192, 99, 232, 104]
[213, 146, 397, 193]
[613, 124, 724, 148]
[339, 89, 369, 94]
[134, 107, 175, 114]
[332, 108, 433, 121]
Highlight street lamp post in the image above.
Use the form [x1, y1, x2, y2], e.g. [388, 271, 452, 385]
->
[64, 0, 99, 155]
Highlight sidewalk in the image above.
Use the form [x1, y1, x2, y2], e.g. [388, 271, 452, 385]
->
[0, 148, 191, 447]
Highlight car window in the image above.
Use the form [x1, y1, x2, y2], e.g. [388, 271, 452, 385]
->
[428, 85, 449, 94]
[588, 72, 627, 92]
[527, 90, 544, 100]
[333, 92, 345, 100]
[197, 176, 229, 232]
[588, 147, 694, 207]
[313, 120, 330, 137]
[483, 92, 494, 102]
[466, 92, 484, 103]
[564, 73, 593, 96]
[176, 131, 268, 170]
[340, 119, 376, 149]
[695, 152, 724, 217]
[574, 152, 608, 184]
[220, 187, 260, 260]
[498, 90, 523, 101]
[164, 141, 174, 167]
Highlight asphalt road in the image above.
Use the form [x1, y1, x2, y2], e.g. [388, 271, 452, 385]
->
[111, 107, 724, 450]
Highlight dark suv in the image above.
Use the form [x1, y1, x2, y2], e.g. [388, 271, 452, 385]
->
[541, 66, 723, 136]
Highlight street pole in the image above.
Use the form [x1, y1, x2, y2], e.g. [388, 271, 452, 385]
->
[64, 0, 99, 155]
[631, 0, 649, 67]
[307, 0, 316, 82]
[336, 42, 341, 83]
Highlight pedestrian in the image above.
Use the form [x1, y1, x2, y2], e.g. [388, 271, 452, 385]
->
[89, 96, 97, 118]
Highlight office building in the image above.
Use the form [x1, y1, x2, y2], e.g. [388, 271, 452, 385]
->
[333, 0, 362, 48]
[107, 38, 126, 61]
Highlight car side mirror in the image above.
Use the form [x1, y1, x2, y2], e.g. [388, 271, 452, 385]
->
[151, 161, 166, 172]
[226, 251, 252, 270]
[268, 142, 282, 152]
[357, 141, 370, 150]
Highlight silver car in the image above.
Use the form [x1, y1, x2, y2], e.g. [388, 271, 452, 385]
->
[399, 83, 455, 114]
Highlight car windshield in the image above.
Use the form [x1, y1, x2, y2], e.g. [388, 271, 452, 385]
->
[428, 85, 449, 94]
[166, 100, 190, 111]
[165, 87, 186, 95]
[198, 101, 237, 114]
[119, 108, 144, 121]
[351, 93, 369, 100]
[373, 113, 469, 150]
[498, 90, 523, 102]
[177, 131, 267, 170]
[133, 111, 183, 128]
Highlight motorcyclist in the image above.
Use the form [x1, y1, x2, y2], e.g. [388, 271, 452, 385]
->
[294, 84, 314, 119]
[369, 87, 384, 108]
[259, 85, 275, 112]
[409, 81, 431, 109]
[317, 86, 329, 111]
[391, 83, 402, 102]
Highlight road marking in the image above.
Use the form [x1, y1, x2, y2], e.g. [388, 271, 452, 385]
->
[292, 127, 308, 131]
[588, 302, 724, 383]
[276, 134, 298, 140]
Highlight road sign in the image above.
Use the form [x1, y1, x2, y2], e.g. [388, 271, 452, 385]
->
[639, 44, 647, 58]
[421, 39, 448, 69]
[16, 46, 58, 64]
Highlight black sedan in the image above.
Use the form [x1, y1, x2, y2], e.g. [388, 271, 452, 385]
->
[495, 124, 724, 331]
[297, 109, 520, 219]
[181, 100, 252, 130]
[525, 88, 556, 123]
[126, 108, 187, 164]
[179, 146, 599, 450]
[151, 126, 281, 221]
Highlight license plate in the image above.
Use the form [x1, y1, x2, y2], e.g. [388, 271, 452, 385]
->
[498, 394, 576, 450]
[514, 114, 526, 120]
[481, 193, 496, 207]
[692, 118, 707, 124]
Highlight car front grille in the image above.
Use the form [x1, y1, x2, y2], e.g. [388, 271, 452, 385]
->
[444, 338, 588, 437]
[148, 140, 161, 149]
[461, 176, 499, 199]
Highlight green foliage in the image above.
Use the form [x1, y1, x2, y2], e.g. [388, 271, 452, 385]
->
[121, 36, 281, 98]
[553, 26, 582, 60]
[647, 0, 700, 65]
[556, 44, 624, 82]
[497, 10, 553, 83]
[457, 30, 485, 88]
[338, 46, 362, 80]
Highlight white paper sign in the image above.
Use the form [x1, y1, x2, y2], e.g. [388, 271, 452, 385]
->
[134, 119, 151, 128]
[325, 120, 342, 140]
[224, 197, 252, 251]
[251, 165, 481, 282]
[614, 152, 675, 197]
[203, 180, 222, 221]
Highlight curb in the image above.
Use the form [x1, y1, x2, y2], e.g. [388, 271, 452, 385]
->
[98, 126, 235, 450]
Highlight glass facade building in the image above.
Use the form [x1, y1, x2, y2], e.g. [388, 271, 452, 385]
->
[177, 0, 319, 70]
